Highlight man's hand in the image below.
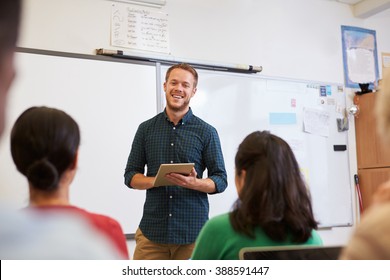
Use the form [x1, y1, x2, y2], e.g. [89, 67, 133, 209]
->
[165, 168, 216, 193]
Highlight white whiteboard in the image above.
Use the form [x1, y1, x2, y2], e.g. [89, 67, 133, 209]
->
[160, 66, 354, 228]
[0, 50, 154, 235]
[0, 50, 353, 239]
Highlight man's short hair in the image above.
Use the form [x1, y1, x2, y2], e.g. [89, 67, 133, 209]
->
[165, 63, 198, 88]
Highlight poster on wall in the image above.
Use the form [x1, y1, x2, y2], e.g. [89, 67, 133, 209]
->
[341, 25, 379, 90]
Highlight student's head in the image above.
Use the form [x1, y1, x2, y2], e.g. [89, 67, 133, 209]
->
[230, 131, 318, 242]
[0, 0, 22, 136]
[10, 106, 80, 191]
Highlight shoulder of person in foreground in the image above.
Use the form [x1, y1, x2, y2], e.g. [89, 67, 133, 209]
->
[80, 209, 129, 259]
[371, 180, 390, 205]
[0, 208, 122, 259]
[339, 203, 390, 260]
[307, 229, 323, 245]
[191, 213, 230, 260]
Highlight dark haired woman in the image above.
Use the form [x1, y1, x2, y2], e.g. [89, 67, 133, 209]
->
[191, 131, 322, 260]
[10, 106, 129, 259]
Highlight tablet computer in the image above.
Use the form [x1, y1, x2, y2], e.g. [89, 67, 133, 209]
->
[154, 163, 195, 187]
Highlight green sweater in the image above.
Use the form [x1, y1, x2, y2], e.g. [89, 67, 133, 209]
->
[191, 213, 323, 260]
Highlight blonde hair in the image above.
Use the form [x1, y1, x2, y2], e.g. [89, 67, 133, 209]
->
[375, 69, 390, 145]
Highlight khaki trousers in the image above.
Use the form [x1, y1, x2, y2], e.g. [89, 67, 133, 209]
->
[133, 228, 195, 260]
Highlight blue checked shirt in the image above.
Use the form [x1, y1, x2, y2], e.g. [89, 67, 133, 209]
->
[124, 108, 227, 244]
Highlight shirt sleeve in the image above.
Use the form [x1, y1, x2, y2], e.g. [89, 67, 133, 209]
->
[124, 123, 146, 188]
[203, 127, 228, 194]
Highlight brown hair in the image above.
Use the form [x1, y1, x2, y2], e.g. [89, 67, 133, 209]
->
[230, 131, 318, 242]
[165, 63, 198, 88]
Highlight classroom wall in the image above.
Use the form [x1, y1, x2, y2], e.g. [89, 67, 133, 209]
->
[364, 8, 390, 66]
[14, 0, 390, 254]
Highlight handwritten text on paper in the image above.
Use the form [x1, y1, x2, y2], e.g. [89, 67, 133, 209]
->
[111, 3, 170, 54]
[303, 107, 330, 137]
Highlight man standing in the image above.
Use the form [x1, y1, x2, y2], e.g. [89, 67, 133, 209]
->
[124, 63, 227, 260]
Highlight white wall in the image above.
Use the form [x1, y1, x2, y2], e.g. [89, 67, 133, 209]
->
[364, 8, 390, 74]
[15, 0, 390, 255]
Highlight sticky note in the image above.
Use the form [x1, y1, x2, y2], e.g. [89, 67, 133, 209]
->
[326, 85, 332, 96]
[269, 113, 297, 125]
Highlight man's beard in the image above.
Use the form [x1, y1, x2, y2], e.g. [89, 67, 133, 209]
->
[166, 98, 190, 112]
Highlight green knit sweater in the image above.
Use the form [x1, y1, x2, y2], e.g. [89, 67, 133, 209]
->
[191, 213, 323, 260]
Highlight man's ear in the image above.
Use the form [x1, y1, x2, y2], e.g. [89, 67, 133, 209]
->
[192, 86, 197, 97]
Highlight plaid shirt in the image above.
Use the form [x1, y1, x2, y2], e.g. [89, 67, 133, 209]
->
[124, 108, 227, 244]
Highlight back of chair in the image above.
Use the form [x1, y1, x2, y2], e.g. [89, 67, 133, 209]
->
[239, 246, 342, 260]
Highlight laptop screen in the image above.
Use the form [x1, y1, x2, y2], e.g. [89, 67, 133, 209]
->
[239, 246, 342, 260]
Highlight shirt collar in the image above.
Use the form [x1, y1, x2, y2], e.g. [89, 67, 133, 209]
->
[163, 107, 193, 125]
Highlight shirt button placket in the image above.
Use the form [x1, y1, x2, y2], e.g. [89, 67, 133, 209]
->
[169, 192, 173, 218]
[170, 125, 175, 163]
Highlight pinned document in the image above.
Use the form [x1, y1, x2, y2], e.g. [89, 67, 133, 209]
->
[303, 107, 330, 137]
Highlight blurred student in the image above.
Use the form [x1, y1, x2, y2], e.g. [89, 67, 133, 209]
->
[371, 182, 390, 206]
[0, 0, 20, 136]
[373, 68, 390, 206]
[191, 131, 322, 260]
[0, 209, 123, 259]
[340, 70, 390, 260]
[10, 106, 129, 259]
[0, 0, 123, 259]
[339, 203, 390, 260]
